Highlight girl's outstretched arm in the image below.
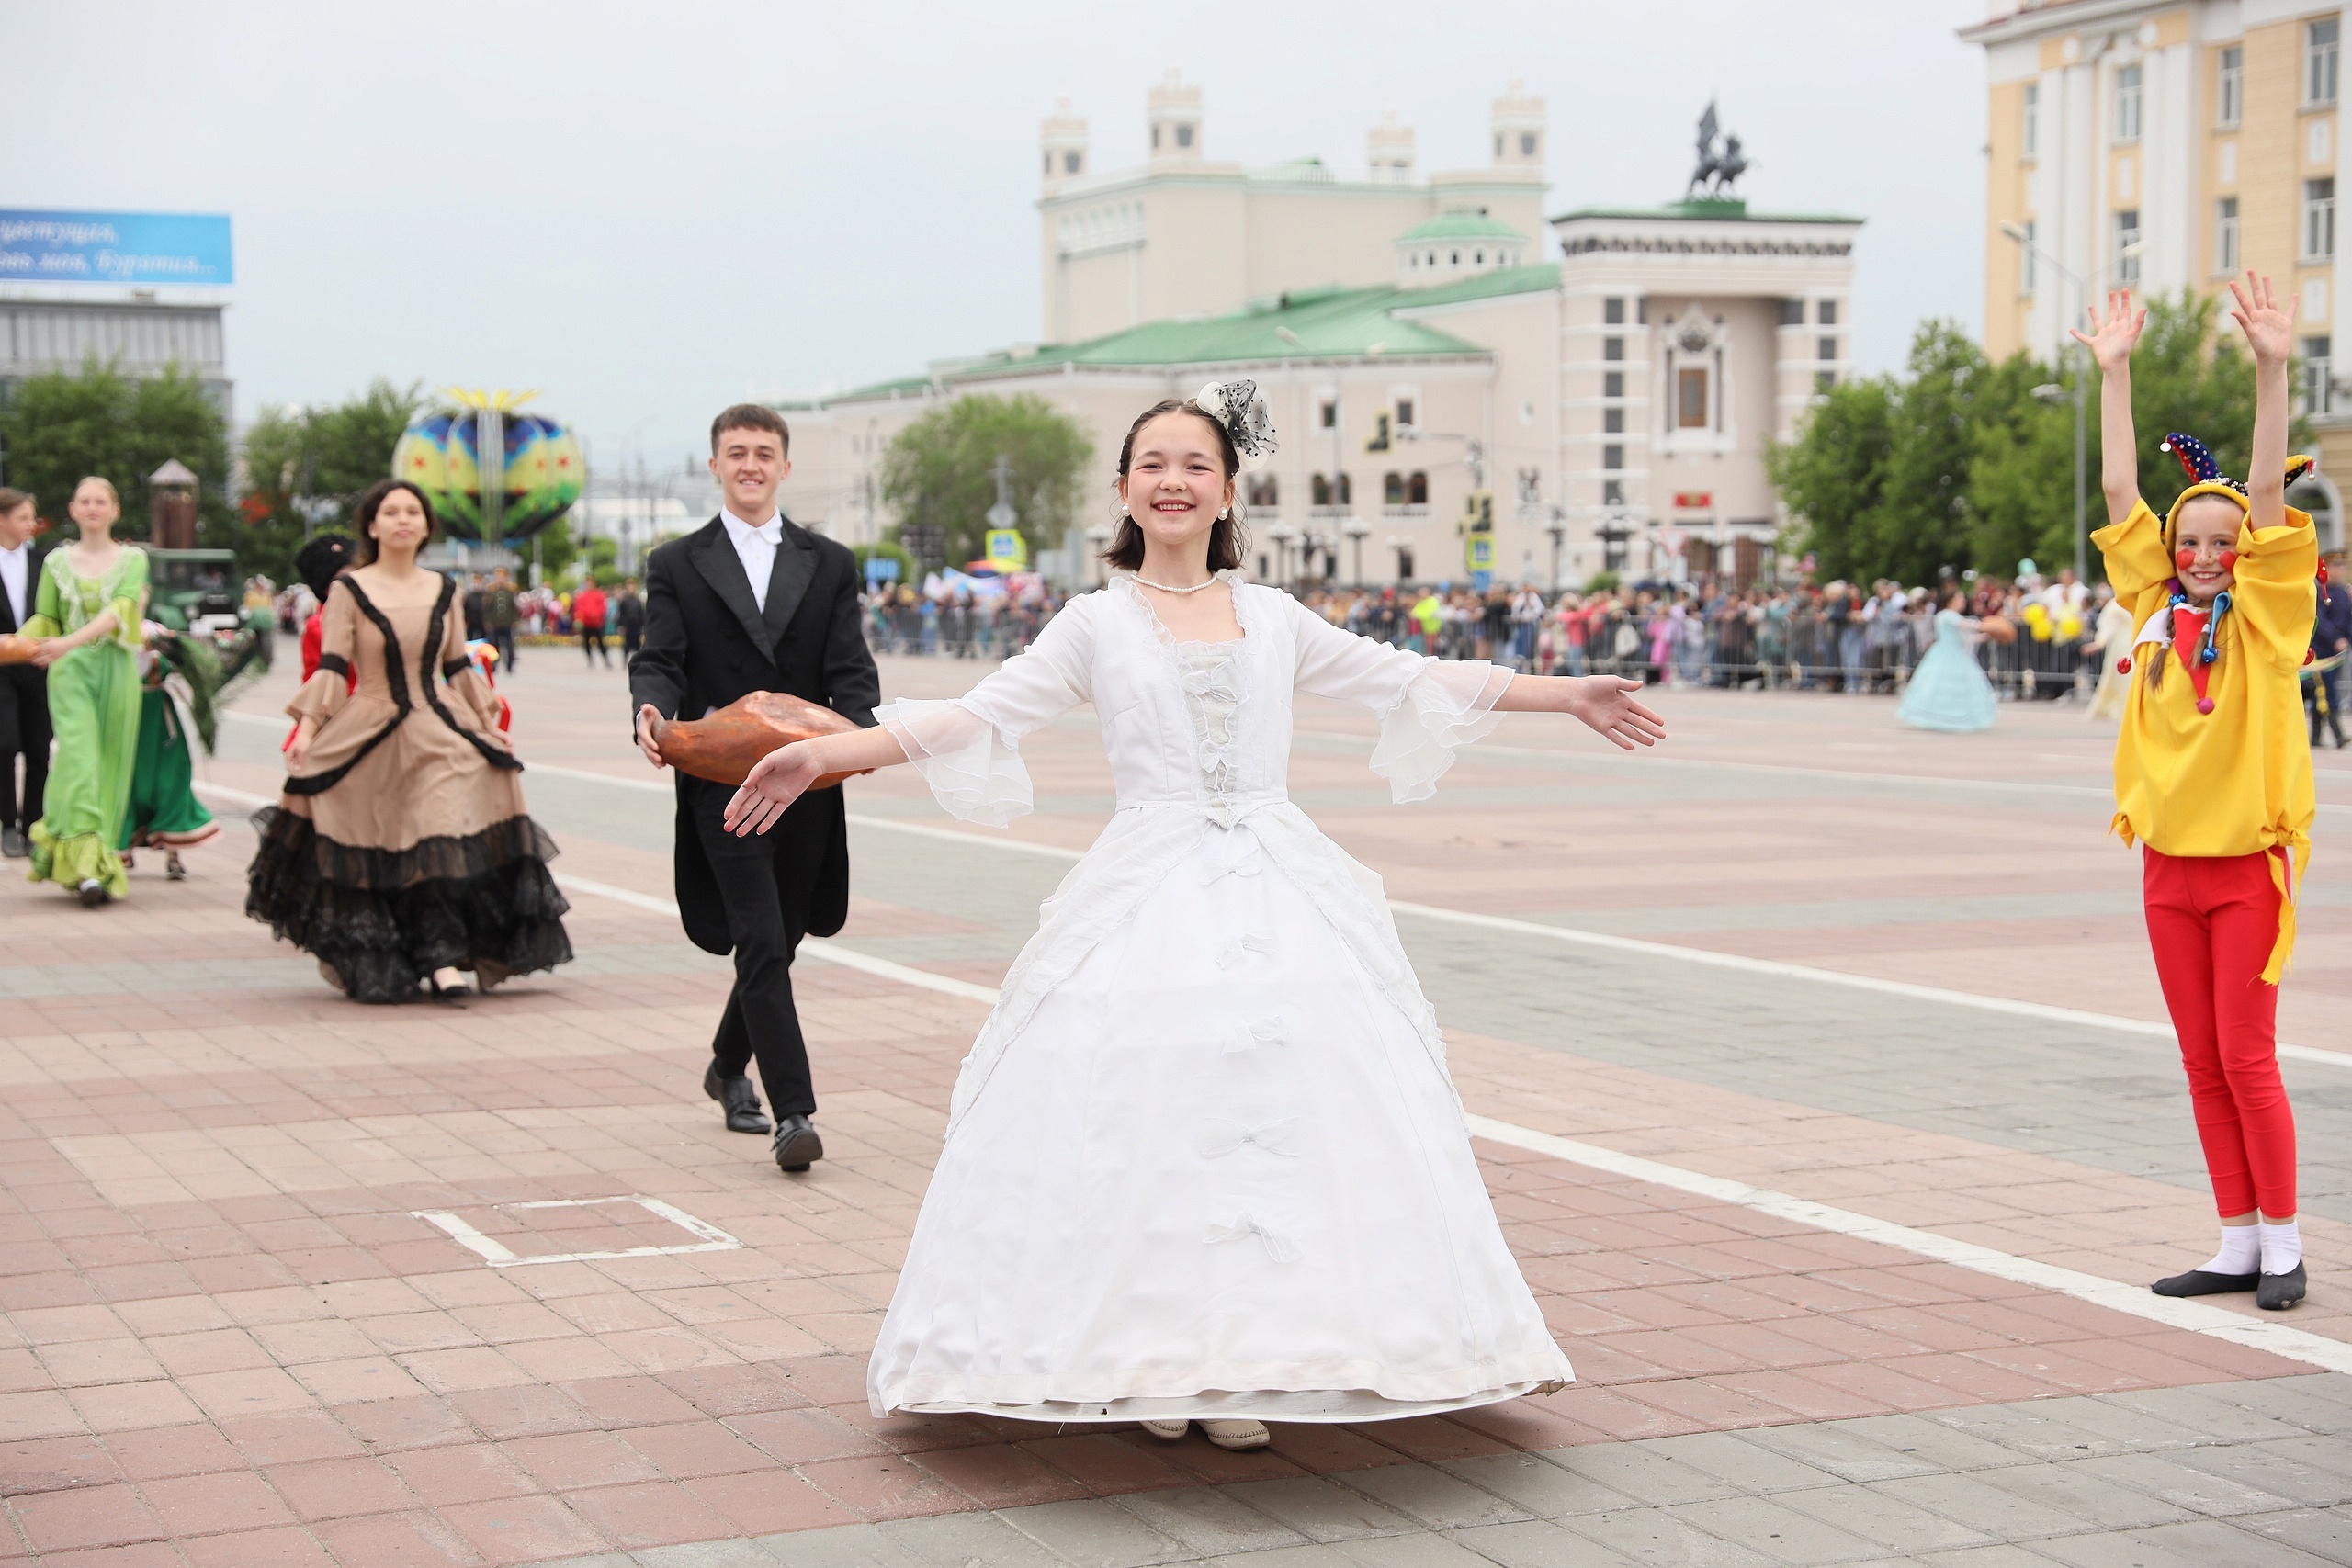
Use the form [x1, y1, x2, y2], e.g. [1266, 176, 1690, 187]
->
[2071, 289, 2148, 525]
[2227, 271, 2296, 534]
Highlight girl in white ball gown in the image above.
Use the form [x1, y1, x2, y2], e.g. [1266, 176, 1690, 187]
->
[722, 386, 1665, 1451]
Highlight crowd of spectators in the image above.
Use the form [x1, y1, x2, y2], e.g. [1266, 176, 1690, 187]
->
[855, 569, 2110, 700]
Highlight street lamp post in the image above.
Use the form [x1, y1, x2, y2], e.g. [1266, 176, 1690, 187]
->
[1997, 222, 2143, 584]
[1544, 506, 1566, 594]
[1265, 519, 1299, 591]
[1343, 516, 1371, 587]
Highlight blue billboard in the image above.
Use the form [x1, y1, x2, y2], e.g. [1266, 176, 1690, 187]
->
[0, 209, 232, 286]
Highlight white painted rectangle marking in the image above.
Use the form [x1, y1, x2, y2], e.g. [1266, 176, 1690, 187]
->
[412, 1194, 741, 1269]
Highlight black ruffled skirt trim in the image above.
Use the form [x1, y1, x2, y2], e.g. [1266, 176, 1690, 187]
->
[244, 807, 574, 1004]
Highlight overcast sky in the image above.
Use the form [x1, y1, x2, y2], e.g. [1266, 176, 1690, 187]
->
[6, 0, 1988, 476]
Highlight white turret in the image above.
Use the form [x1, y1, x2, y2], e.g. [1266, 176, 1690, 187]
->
[1367, 108, 1416, 185]
[1491, 79, 1545, 170]
[1148, 68, 1203, 163]
[1042, 98, 1089, 191]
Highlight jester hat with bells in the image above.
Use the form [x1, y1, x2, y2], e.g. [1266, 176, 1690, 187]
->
[2122, 432, 2318, 715]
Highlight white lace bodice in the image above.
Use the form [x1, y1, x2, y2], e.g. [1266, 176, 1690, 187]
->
[876, 573, 1511, 829]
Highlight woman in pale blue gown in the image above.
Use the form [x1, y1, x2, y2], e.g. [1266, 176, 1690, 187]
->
[1898, 592, 1998, 732]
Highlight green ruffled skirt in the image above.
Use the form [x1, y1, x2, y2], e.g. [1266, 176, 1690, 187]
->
[28, 640, 140, 899]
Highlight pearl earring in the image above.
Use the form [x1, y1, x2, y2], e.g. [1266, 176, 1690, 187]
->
[1218, 506, 1230, 520]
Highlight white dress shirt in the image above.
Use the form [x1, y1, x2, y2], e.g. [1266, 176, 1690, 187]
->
[720, 507, 783, 614]
[0, 543, 28, 630]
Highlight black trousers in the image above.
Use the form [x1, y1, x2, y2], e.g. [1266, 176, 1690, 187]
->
[582, 629, 608, 665]
[687, 776, 826, 1119]
[622, 626, 642, 662]
[2312, 664, 2346, 745]
[0, 666, 49, 831]
[490, 625, 516, 671]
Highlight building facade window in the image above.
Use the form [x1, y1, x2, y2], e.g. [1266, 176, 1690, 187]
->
[1604, 407, 1623, 434]
[1677, 366, 1709, 429]
[2024, 81, 2040, 156]
[1603, 443, 1624, 470]
[2303, 335, 2335, 415]
[1318, 399, 1337, 429]
[1818, 299, 1838, 326]
[2115, 64, 2143, 142]
[2312, 19, 2341, 107]
[1602, 479, 1624, 507]
[1409, 471, 1428, 505]
[1816, 371, 1838, 393]
[2117, 209, 2142, 281]
[2219, 45, 2244, 127]
[1395, 397, 1415, 428]
[2217, 197, 2241, 274]
[1602, 336, 1623, 362]
[1604, 297, 1624, 325]
[1396, 547, 1415, 580]
[1384, 471, 1405, 506]
[2309, 178, 2338, 261]
[1778, 298, 1804, 326]
[1819, 334, 1838, 362]
[1521, 131, 1537, 156]
[1603, 370, 1624, 399]
[1247, 474, 1278, 510]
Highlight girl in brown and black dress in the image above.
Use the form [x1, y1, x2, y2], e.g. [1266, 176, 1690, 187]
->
[246, 479, 571, 1001]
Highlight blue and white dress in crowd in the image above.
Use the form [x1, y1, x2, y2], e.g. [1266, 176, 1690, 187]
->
[1897, 608, 1997, 733]
[865, 571, 1574, 1423]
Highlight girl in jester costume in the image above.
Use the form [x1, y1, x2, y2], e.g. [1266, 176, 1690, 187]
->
[2077, 275, 2319, 1312]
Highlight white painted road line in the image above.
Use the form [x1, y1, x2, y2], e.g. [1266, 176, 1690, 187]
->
[1464, 1114, 2352, 1376]
[193, 778, 2352, 1374]
[196, 770, 2342, 1066]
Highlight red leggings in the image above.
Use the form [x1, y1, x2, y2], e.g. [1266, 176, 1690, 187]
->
[2143, 847, 2296, 1219]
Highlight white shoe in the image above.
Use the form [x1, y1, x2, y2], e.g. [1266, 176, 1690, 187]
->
[1138, 1418, 1188, 1441]
[1200, 1419, 1270, 1451]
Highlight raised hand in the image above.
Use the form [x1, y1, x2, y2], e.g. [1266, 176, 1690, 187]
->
[722, 739, 821, 837]
[2226, 270, 2296, 365]
[1563, 676, 1667, 751]
[2069, 289, 2147, 373]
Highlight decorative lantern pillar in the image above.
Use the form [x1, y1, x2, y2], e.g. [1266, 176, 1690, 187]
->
[148, 458, 199, 549]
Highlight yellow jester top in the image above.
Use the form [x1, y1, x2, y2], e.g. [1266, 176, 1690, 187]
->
[2091, 498, 2316, 980]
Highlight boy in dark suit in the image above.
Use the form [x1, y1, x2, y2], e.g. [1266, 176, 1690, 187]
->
[0, 489, 48, 860]
[628, 406, 881, 1172]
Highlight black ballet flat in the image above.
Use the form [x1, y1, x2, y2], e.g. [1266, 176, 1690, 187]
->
[2259, 1264, 2308, 1311]
[2152, 1268, 2259, 1297]
[424, 975, 472, 1001]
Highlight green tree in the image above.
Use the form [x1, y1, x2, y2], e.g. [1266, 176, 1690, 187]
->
[1764, 374, 1894, 581]
[877, 393, 1094, 567]
[1966, 353, 2076, 578]
[238, 378, 424, 582]
[0, 355, 236, 555]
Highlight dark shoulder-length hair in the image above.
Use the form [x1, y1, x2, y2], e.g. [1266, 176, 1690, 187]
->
[350, 479, 441, 566]
[1102, 399, 1248, 573]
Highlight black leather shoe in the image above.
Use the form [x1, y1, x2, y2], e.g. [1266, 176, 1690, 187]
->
[0, 827, 24, 859]
[704, 1061, 771, 1134]
[773, 1114, 823, 1173]
[2152, 1268, 2260, 1297]
[2258, 1263, 2308, 1311]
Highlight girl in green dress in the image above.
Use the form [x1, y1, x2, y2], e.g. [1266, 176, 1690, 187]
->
[26, 477, 146, 906]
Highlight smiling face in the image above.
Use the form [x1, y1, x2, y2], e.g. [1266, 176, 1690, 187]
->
[1116, 411, 1234, 558]
[2171, 492, 2246, 605]
[710, 425, 789, 522]
[368, 486, 432, 560]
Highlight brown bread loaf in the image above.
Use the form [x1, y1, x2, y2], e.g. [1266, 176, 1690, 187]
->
[653, 691, 873, 789]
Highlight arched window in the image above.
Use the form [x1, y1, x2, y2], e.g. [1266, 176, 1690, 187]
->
[1408, 470, 1429, 505]
[1311, 473, 1332, 507]
[1336, 473, 1352, 506]
[1247, 474, 1278, 509]
[1384, 471, 1405, 505]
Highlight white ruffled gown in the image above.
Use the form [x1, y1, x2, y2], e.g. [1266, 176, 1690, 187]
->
[865, 572, 1574, 1423]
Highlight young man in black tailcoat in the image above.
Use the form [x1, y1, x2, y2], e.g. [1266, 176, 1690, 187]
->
[0, 490, 49, 860]
[628, 406, 881, 1173]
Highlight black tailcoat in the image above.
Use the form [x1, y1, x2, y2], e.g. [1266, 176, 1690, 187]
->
[0, 542, 51, 829]
[628, 515, 879, 954]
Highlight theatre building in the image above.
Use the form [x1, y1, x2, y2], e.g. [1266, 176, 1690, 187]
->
[783, 79, 1860, 591]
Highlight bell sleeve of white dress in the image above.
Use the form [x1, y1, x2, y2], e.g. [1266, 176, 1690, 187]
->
[1285, 595, 1512, 803]
[875, 601, 1095, 827]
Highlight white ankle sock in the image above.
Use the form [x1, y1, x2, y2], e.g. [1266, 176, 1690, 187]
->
[2260, 1219, 2303, 1275]
[2200, 1225, 2261, 1275]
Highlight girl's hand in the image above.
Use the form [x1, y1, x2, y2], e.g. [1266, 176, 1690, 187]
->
[2069, 289, 2147, 372]
[2227, 270, 2296, 366]
[1563, 675, 1667, 750]
[287, 716, 317, 770]
[28, 637, 65, 670]
[724, 739, 822, 836]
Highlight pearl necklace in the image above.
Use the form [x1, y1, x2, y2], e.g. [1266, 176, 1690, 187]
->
[1132, 573, 1222, 594]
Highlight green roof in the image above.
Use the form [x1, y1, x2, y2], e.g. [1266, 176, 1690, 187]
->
[1551, 197, 1864, 225]
[816, 266, 1565, 405]
[1395, 211, 1528, 243]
